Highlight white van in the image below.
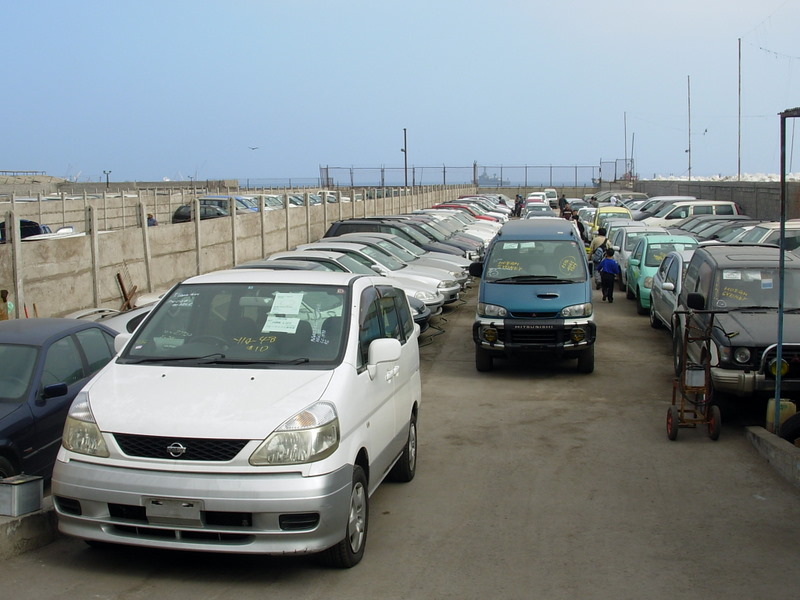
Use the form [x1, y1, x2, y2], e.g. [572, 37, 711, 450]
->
[642, 200, 741, 228]
[52, 269, 421, 568]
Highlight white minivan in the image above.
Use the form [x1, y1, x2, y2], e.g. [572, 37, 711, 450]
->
[642, 200, 741, 228]
[52, 269, 421, 568]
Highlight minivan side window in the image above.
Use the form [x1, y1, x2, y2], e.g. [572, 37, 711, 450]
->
[716, 204, 733, 215]
[694, 205, 713, 215]
[357, 287, 382, 369]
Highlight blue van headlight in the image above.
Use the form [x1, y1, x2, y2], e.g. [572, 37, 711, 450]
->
[477, 302, 508, 318]
[560, 303, 592, 318]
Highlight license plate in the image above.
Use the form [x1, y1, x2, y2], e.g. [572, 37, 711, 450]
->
[144, 497, 204, 526]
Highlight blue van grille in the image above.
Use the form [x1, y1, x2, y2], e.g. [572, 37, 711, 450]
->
[500, 326, 562, 345]
[509, 311, 560, 319]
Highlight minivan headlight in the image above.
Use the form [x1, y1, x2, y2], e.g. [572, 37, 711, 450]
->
[560, 303, 592, 318]
[62, 392, 110, 458]
[437, 279, 457, 289]
[477, 302, 508, 318]
[250, 402, 339, 465]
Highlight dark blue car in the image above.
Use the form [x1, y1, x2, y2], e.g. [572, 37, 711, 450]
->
[0, 318, 117, 478]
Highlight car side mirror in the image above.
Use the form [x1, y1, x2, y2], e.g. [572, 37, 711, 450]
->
[629, 258, 640, 267]
[42, 382, 68, 399]
[687, 292, 705, 310]
[114, 333, 132, 353]
[662, 282, 675, 292]
[469, 262, 483, 278]
[367, 338, 402, 379]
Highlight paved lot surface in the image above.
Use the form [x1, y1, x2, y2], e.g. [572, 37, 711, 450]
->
[3, 284, 799, 599]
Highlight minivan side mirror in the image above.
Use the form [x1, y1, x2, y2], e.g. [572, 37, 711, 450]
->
[687, 292, 705, 310]
[114, 333, 132, 354]
[367, 338, 402, 379]
[469, 262, 483, 278]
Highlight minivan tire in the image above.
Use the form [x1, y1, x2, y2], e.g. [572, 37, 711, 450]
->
[475, 346, 493, 372]
[636, 289, 648, 315]
[319, 465, 368, 568]
[577, 346, 595, 374]
[389, 413, 417, 483]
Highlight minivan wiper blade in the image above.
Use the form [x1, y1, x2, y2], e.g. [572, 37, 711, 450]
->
[491, 275, 571, 283]
[200, 357, 311, 365]
[727, 305, 775, 311]
[123, 353, 226, 364]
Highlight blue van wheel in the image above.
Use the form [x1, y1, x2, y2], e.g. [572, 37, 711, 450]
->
[577, 346, 595, 374]
[475, 347, 493, 372]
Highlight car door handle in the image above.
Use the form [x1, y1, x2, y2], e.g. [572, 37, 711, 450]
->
[385, 365, 400, 381]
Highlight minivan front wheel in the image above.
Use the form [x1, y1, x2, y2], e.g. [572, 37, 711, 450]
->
[0, 456, 16, 478]
[475, 346, 494, 372]
[320, 465, 368, 568]
[577, 346, 595, 374]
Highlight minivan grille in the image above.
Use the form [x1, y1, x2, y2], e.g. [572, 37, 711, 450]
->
[114, 434, 248, 461]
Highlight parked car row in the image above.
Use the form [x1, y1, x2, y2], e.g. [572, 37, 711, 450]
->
[614, 212, 800, 439]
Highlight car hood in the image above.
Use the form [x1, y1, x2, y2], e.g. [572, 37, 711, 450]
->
[714, 310, 800, 346]
[0, 401, 25, 423]
[85, 365, 334, 439]
[480, 280, 590, 314]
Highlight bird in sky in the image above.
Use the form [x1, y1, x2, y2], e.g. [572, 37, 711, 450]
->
[248, 146, 259, 150]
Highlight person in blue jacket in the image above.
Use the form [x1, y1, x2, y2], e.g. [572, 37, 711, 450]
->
[597, 247, 622, 303]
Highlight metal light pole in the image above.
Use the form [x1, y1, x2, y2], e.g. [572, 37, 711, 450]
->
[401, 128, 408, 188]
[774, 106, 800, 432]
[103, 170, 111, 189]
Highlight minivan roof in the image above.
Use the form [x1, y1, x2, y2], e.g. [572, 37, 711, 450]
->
[495, 219, 581, 240]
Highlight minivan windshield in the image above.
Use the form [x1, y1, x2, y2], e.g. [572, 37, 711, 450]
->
[711, 267, 800, 310]
[484, 240, 587, 283]
[121, 282, 349, 366]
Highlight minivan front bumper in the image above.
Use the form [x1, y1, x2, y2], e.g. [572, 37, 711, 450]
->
[472, 316, 596, 357]
[52, 458, 353, 554]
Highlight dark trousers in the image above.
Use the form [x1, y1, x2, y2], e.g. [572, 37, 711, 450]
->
[600, 272, 616, 301]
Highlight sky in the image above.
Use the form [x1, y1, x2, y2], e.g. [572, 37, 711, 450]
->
[3, 0, 800, 185]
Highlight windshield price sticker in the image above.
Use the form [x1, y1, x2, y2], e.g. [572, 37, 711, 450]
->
[263, 315, 300, 333]
[271, 292, 303, 315]
[723, 270, 741, 280]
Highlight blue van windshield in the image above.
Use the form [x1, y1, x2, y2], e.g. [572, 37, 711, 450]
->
[484, 240, 587, 283]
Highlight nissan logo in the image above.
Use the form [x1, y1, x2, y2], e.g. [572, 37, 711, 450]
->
[166, 442, 187, 458]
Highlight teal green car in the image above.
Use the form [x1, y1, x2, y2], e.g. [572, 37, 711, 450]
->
[625, 235, 698, 315]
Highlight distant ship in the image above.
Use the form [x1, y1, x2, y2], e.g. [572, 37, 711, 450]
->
[477, 169, 509, 186]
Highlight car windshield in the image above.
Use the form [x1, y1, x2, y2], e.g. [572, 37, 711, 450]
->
[711, 268, 800, 310]
[389, 236, 425, 256]
[625, 231, 654, 251]
[121, 282, 348, 366]
[644, 242, 697, 267]
[360, 245, 405, 270]
[333, 254, 376, 274]
[396, 224, 430, 245]
[373, 239, 417, 261]
[0, 344, 38, 401]
[484, 240, 587, 283]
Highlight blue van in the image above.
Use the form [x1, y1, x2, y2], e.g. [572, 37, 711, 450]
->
[468, 219, 596, 373]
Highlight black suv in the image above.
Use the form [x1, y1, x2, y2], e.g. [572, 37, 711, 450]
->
[672, 244, 800, 400]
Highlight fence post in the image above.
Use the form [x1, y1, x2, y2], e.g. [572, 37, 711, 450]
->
[88, 206, 100, 308]
[284, 194, 291, 252]
[194, 198, 202, 275]
[139, 202, 153, 293]
[6, 210, 23, 318]
[229, 197, 238, 267]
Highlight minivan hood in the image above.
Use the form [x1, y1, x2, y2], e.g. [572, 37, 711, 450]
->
[715, 310, 800, 347]
[86, 365, 334, 439]
[480, 279, 590, 315]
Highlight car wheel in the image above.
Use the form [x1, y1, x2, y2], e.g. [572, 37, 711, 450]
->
[319, 465, 368, 568]
[475, 346, 493, 372]
[0, 456, 17, 478]
[667, 405, 680, 440]
[577, 346, 595, 374]
[778, 412, 800, 444]
[673, 329, 684, 377]
[636, 289, 648, 315]
[649, 301, 662, 329]
[708, 405, 722, 441]
[389, 413, 417, 483]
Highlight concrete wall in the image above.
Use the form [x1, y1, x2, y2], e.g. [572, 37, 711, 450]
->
[0, 185, 473, 318]
[633, 180, 800, 220]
